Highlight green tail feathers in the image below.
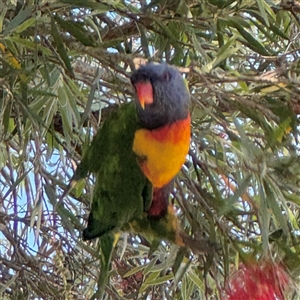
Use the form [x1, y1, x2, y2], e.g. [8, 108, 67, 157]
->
[96, 232, 117, 299]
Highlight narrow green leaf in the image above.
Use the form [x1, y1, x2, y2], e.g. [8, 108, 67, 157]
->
[139, 271, 161, 293]
[186, 277, 195, 299]
[44, 184, 57, 206]
[203, 36, 239, 72]
[250, 20, 276, 42]
[286, 206, 300, 231]
[3, 5, 33, 36]
[45, 183, 81, 232]
[172, 248, 186, 276]
[258, 180, 270, 254]
[64, 83, 80, 126]
[79, 80, 97, 127]
[152, 17, 180, 45]
[181, 275, 195, 300]
[144, 273, 173, 285]
[42, 97, 58, 134]
[248, 10, 289, 40]
[58, 86, 73, 137]
[29, 96, 51, 114]
[2, 100, 12, 136]
[272, 117, 292, 144]
[85, 16, 102, 42]
[219, 176, 252, 215]
[237, 81, 249, 92]
[264, 179, 289, 235]
[30, 198, 43, 229]
[98, 233, 115, 298]
[5, 36, 52, 55]
[15, 17, 36, 34]
[181, 275, 188, 300]
[229, 19, 270, 56]
[60, 0, 111, 11]
[51, 17, 73, 76]
[283, 192, 300, 206]
[187, 270, 204, 290]
[261, 0, 276, 21]
[0, 8, 7, 32]
[216, 18, 225, 55]
[71, 179, 85, 198]
[256, 0, 269, 26]
[29, 86, 58, 98]
[46, 132, 55, 162]
[54, 16, 94, 46]
[229, 16, 251, 29]
[191, 33, 208, 60]
[217, 35, 238, 55]
[124, 264, 146, 278]
[143, 257, 158, 275]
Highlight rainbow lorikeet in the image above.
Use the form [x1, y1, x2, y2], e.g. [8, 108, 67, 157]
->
[74, 63, 191, 241]
[65, 63, 190, 295]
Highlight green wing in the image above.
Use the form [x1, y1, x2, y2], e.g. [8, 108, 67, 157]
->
[82, 103, 152, 240]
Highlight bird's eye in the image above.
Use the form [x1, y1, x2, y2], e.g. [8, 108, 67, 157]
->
[162, 71, 171, 82]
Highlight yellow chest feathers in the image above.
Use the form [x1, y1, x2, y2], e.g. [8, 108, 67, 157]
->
[132, 115, 190, 188]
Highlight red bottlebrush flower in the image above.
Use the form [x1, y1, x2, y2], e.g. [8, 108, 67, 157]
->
[224, 261, 290, 300]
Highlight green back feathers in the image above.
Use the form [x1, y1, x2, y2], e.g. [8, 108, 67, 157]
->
[82, 103, 152, 240]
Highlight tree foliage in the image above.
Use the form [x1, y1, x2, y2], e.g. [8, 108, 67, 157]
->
[1, 0, 300, 299]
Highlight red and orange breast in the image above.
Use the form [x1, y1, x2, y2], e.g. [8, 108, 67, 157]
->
[133, 114, 190, 188]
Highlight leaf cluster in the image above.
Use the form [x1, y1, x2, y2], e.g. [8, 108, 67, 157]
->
[1, 0, 300, 299]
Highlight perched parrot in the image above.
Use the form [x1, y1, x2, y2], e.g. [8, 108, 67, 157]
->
[63, 63, 191, 296]
[69, 63, 191, 241]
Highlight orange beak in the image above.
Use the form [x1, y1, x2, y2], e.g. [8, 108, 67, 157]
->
[135, 81, 154, 109]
